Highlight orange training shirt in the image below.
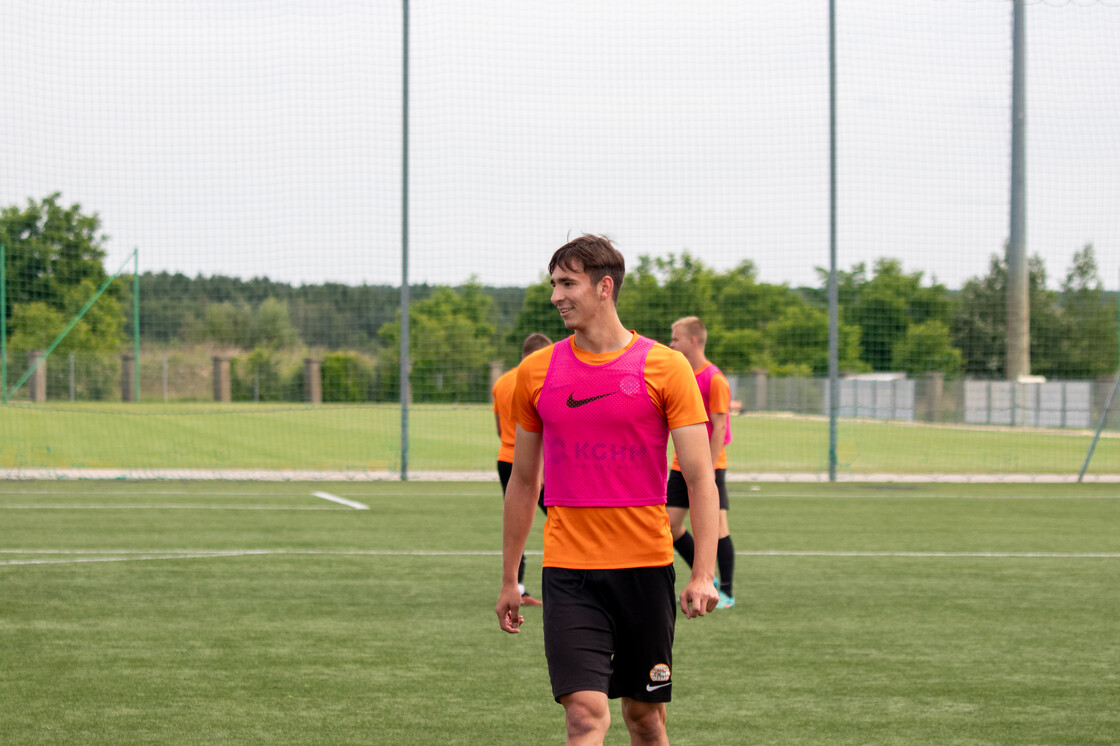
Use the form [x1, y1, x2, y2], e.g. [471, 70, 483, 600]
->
[671, 362, 731, 471]
[512, 333, 708, 569]
[492, 366, 518, 463]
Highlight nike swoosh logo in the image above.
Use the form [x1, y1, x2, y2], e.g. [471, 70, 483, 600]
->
[566, 392, 615, 408]
[646, 682, 671, 692]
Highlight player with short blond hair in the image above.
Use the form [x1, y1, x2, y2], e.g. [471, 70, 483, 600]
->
[668, 316, 736, 609]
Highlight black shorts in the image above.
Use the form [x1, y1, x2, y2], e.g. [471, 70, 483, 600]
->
[541, 565, 677, 703]
[665, 468, 729, 511]
[496, 460, 546, 513]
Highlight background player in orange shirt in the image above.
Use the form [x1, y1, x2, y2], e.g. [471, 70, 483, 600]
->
[667, 316, 737, 609]
[496, 235, 719, 746]
[492, 332, 552, 606]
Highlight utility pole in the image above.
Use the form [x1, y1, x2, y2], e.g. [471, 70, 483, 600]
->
[1006, 0, 1029, 381]
[400, 0, 411, 480]
[827, 0, 839, 481]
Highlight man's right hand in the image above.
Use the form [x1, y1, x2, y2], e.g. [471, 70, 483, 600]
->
[496, 584, 525, 633]
[679, 576, 719, 619]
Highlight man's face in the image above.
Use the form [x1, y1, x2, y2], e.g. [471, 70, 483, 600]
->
[669, 327, 695, 355]
[550, 262, 600, 330]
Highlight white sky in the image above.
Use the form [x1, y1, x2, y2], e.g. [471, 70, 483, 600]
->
[2, 0, 1118, 291]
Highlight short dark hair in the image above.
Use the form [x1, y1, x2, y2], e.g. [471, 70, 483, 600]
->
[548, 234, 625, 302]
[521, 332, 553, 358]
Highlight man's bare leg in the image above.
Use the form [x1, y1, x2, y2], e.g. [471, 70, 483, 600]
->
[559, 690, 611, 745]
[621, 698, 668, 746]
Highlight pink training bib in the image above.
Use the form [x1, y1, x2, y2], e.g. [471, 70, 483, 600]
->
[537, 335, 669, 508]
[696, 363, 733, 447]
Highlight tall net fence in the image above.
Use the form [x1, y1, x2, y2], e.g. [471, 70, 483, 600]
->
[1, 0, 1118, 478]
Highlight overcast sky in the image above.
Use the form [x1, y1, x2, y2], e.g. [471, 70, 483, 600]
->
[2, 0, 1118, 291]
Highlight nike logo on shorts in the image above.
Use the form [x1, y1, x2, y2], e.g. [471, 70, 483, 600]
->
[645, 682, 671, 692]
[566, 392, 615, 408]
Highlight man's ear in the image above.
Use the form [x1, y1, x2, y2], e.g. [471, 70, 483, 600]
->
[598, 276, 614, 301]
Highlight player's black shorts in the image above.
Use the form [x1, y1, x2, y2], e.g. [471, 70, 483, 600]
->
[665, 468, 729, 510]
[541, 565, 676, 703]
[496, 460, 546, 513]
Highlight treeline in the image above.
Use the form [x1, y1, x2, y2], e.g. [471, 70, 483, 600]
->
[3, 194, 1118, 404]
[144, 243, 1119, 398]
[505, 249, 1119, 382]
[136, 272, 526, 351]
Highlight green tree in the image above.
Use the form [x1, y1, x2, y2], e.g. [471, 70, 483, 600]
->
[712, 260, 804, 332]
[378, 281, 497, 402]
[765, 305, 866, 376]
[2, 194, 127, 397]
[616, 253, 718, 341]
[248, 297, 299, 349]
[951, 252, 1063, 378]
[6, 279, 126, 398]
[1053, 244, 1118, 378]
[320, 352, 375, 402]
[817, 259, 953, 371]
[852, 284, 909, 371]
[231, 347, 293, 401]
[707, 327, 766, 374]
[1, 193, 115, 313]
[951, 256, 1005, 378]
[183, 301, 253, 346]
[182, 297, 298, 349]
[891, 320, 964, 377]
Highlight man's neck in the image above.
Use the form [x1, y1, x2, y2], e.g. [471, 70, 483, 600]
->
[685, 351, 708, 371]
[573, 319, 632, 354]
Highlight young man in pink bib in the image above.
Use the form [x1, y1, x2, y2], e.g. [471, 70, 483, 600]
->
[668, 316, 737, 609]
[496, 234, 720, 746]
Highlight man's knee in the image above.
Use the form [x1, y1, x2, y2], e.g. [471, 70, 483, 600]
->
[621, 699, 667, 743]
[560, 691, 610, 740]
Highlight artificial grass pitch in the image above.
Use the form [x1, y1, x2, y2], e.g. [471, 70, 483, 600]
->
[1, 481, 1118, 744]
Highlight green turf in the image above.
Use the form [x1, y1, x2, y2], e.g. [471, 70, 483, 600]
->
[2, 403, 1119, 475]
[1, 481, 1118, 744]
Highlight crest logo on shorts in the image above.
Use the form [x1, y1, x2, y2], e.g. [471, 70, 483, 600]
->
[649, 663, 671, 682]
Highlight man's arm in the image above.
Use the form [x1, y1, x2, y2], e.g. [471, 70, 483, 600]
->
[496, 424, 543, 633]
[671, 422, 720, 618]
[706, 372, 731, 466]
[494, 411, 502, 439]
[709, 411, 728, 467]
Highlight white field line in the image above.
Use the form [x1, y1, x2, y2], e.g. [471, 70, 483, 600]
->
[0, 489, 500, 496]
[724, 473, 1120, 484]
[311, 491, 369, 510]
[0, 490, 345, 496]
[739, 551, 1120, 558]
[0, 548, 504, 566]
[3, 548, 1119, 568]
[0, 505, 339, 510]
[4, 468, 1120, 483]
[0, 549, 509, 555]
[0, 469, 469, 481]
[731, 492, 1120, 499]
[0, 549, 277, 566]
[3, 492, 1117, 505]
